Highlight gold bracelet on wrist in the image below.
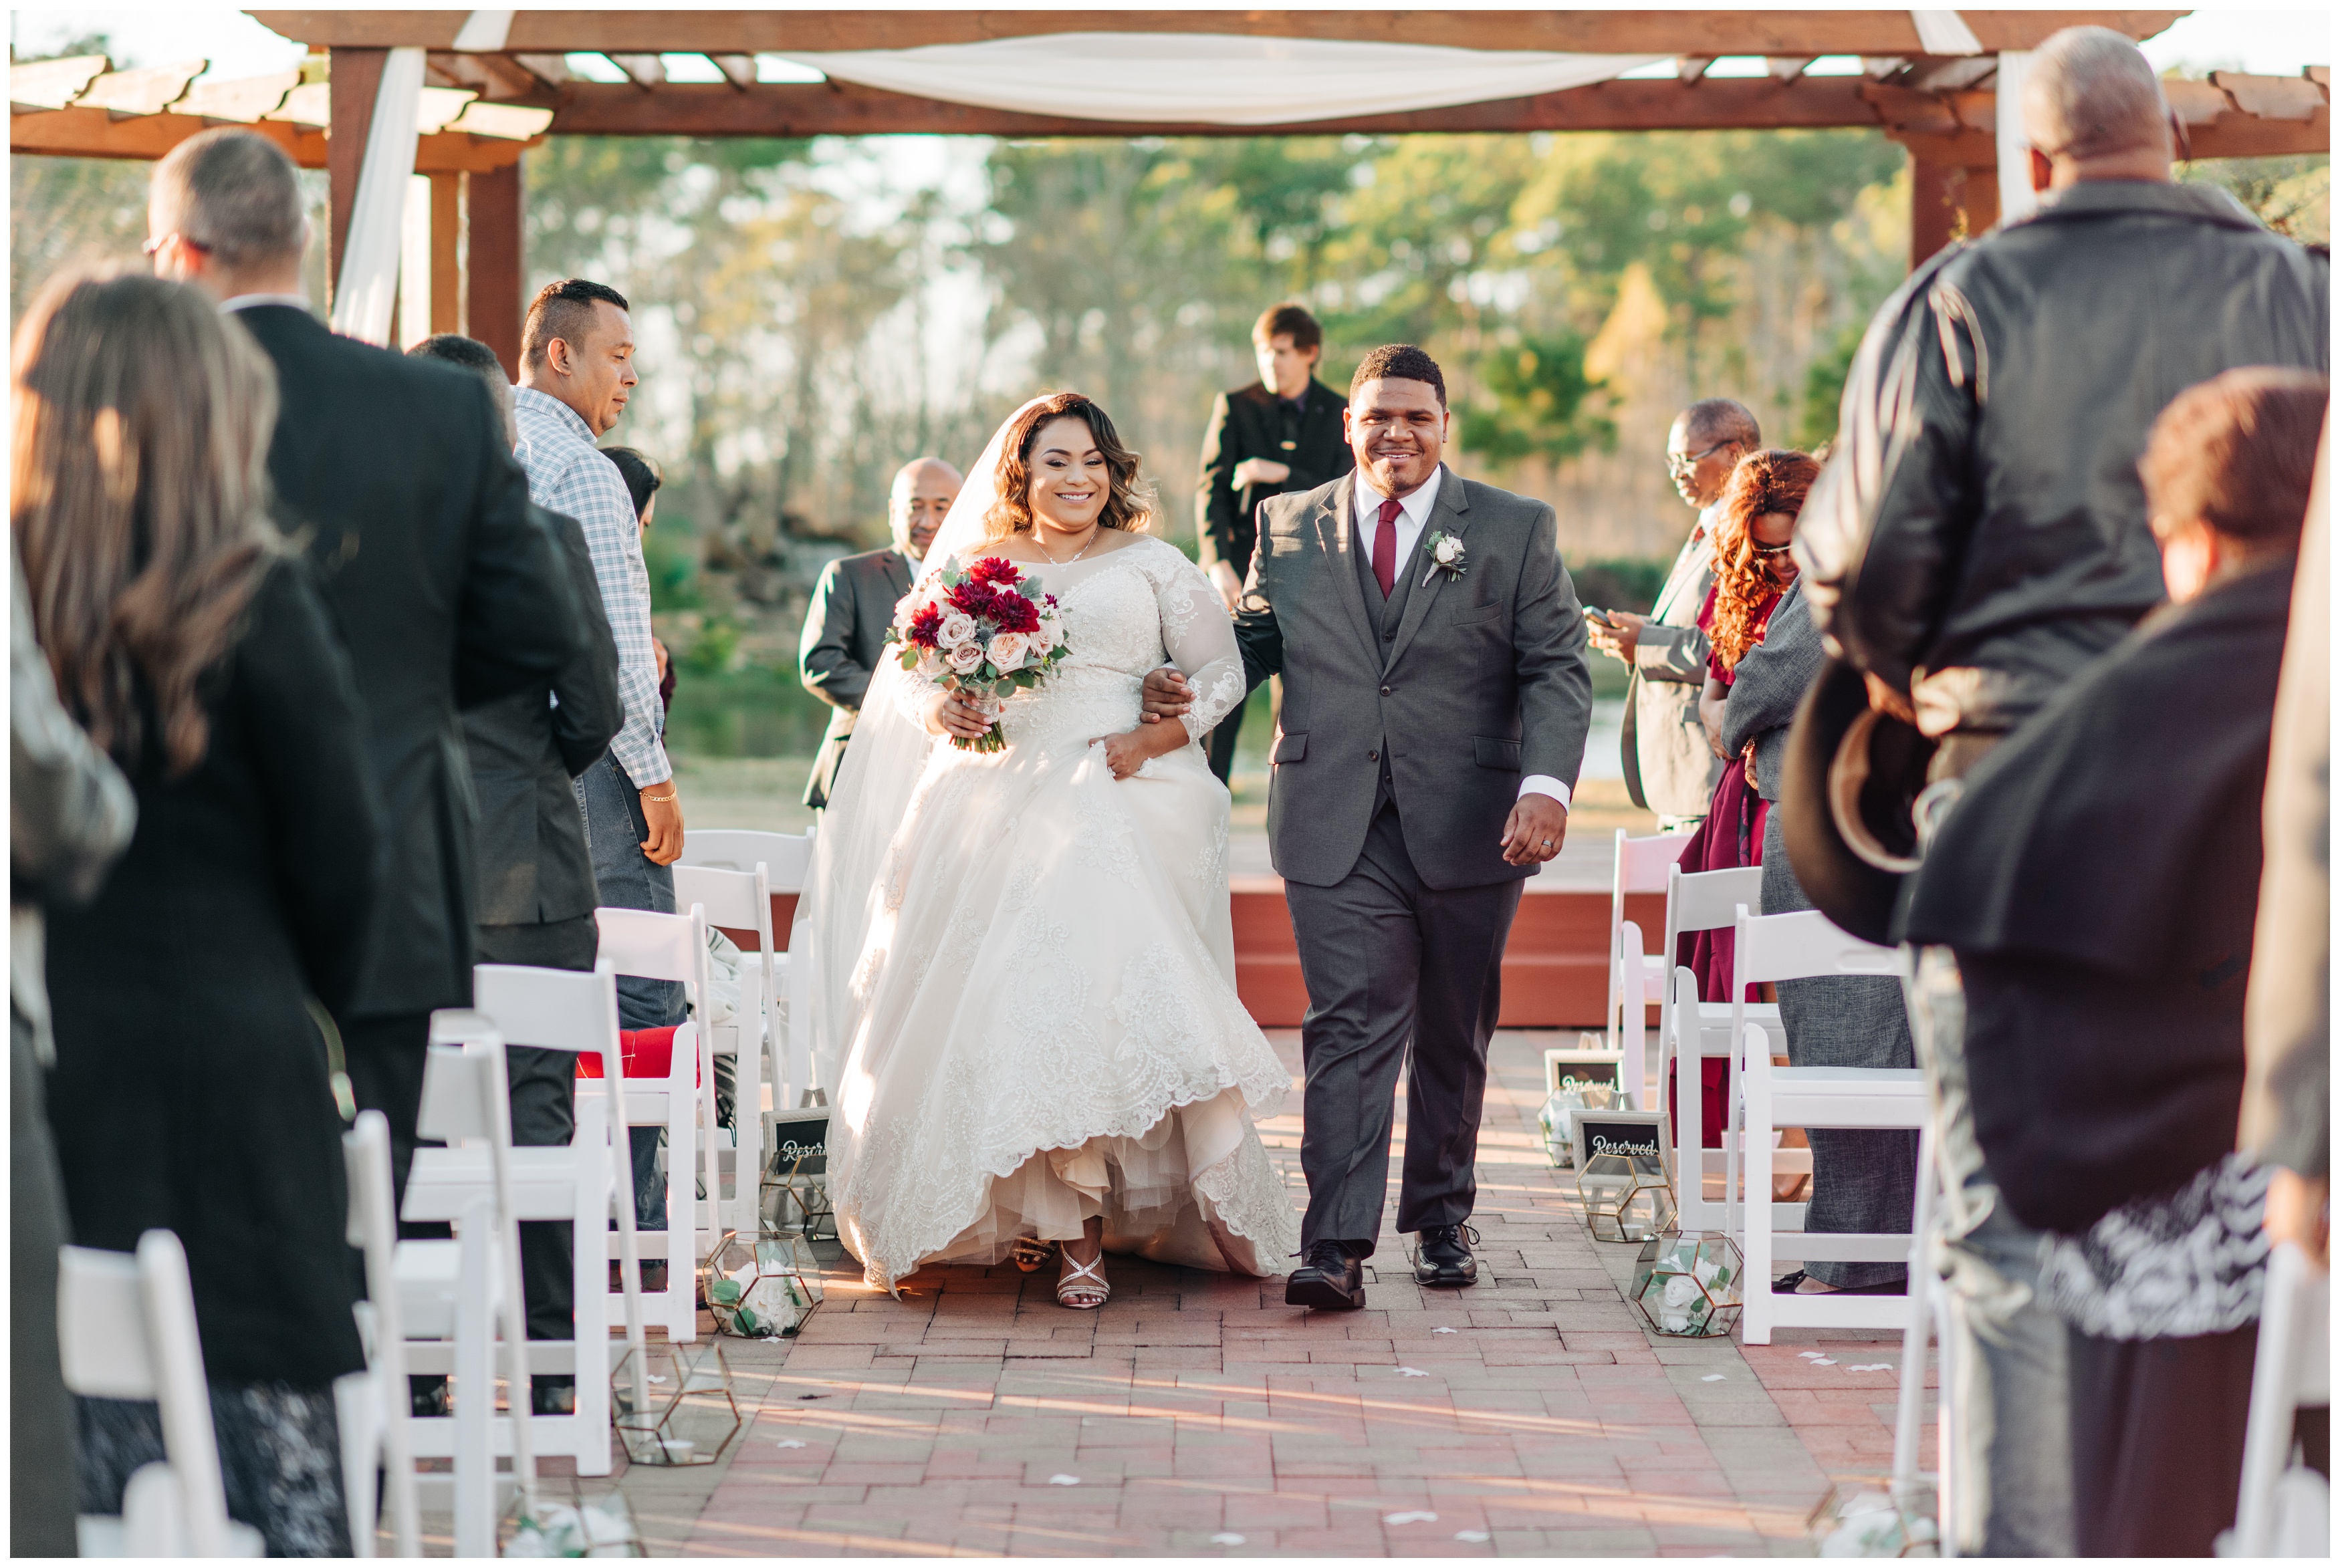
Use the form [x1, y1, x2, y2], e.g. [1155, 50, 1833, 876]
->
[641, 789, 678, 803]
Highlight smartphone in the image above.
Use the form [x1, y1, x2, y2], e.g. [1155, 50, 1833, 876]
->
[1583, 606, 1614, 627]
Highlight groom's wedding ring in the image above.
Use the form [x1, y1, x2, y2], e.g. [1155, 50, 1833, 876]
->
[1540, 839, 1553, 849]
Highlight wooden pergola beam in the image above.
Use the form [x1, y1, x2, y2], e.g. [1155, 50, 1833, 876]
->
[6, 108, 542, 171]
[247, 10, 2188, 56]
[545, 75, 1889, 139]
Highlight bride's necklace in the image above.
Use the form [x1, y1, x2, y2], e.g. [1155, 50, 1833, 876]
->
[1033, 523, 1102, 567]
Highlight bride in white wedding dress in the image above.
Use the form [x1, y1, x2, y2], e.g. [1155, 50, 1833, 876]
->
[800, 392, 1300, 1305]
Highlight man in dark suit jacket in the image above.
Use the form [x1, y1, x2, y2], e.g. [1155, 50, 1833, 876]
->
[411, 334, 622, 1410]
[1150, 346, 1591, 1310]
[151, 131, 581, 1219]
[1195, 302, 1355, 783]
[799, 456, 959, 807]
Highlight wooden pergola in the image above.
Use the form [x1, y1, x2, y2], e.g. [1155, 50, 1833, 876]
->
[14, 10, 2328, 382]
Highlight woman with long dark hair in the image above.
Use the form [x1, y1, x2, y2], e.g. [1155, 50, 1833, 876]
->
[802, 392, 1298, 1307]
[17, 272, 384, 1555]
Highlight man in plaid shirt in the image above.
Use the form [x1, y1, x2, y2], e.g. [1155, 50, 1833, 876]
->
[513, 279, 685, 1254]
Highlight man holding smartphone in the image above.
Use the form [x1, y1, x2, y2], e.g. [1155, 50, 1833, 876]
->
[1587, 398, 1758, 828]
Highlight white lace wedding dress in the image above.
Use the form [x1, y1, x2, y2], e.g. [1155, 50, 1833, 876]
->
[822, 535, 1300, 1292]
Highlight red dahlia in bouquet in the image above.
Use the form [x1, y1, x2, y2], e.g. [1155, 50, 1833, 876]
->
[886, 556, 1072, 752]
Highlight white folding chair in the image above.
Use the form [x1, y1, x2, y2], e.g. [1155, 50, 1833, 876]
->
[673, 862, 778, 1238]
[400, 1031, 548, 1557]
[2225, 1240, 2332, 1557]
[1725, 907, 1929, 1343]
[594, 904, 719, 1339]
[1657, 865, 1786, 1228]
[1888, 1117, 1960, 1559]
[404, 976, 647, 1486]
[338, 1112, 421, 1558]
[1607, 828, 1693, 1107]
[681, 827, 814, 1105]
[61, 1231, 265, 1558]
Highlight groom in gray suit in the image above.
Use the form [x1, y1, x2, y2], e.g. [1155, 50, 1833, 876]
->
[1147, 344, 1592, 1309]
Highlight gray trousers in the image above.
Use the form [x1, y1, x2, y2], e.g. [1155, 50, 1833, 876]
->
[574, 753, 684, 1228]
[1907, 944, 2074, 1557]
[1761, 813, 1916, 1289]
[1284, 797, 1522, 1257]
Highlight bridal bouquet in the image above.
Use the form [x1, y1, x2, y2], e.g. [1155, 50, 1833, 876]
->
[887, 556, 1070, 752]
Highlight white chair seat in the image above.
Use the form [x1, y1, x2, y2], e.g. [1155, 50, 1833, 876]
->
[405, 1145, 602, 1223]
[391, 1239, 468, 1341]
[1725, 909, 1929, 1347]
[1768, 1065, 1928, 1127]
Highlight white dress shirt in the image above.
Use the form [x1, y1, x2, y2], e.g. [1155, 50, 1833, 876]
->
[1350, 468, 1571, 815]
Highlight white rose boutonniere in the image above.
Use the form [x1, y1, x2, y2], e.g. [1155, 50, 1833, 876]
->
[1421, 529, 1469, 588]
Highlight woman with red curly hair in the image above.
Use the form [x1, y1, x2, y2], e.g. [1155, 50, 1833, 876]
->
[1669, 450, 1820, 1148]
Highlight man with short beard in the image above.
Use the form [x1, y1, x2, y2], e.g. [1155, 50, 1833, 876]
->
[800, 456, 962, 809]
[1146, 344, 1591, 1311]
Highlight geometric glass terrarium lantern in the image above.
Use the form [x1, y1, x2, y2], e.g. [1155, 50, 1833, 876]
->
[703, 1228, 823, 1339]
[612, 1338, 739, 1467]
[1538, 1082, 1620, 1168]
[1574, 1110, 1675, 1243]
[1631, 1230, 1745, 1337]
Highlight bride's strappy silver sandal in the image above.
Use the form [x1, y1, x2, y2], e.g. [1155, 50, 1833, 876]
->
[1056, 1251, 1110, 1310]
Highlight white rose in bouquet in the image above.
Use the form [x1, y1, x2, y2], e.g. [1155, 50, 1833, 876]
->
[988, 631, 1029, 672]
[1040, 611, 1068, 649]
[937, 612, 978, 648]
[945, 640, 985, 674]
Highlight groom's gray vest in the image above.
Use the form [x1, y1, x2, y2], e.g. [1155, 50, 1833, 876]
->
[1238, 465, 1594, 890]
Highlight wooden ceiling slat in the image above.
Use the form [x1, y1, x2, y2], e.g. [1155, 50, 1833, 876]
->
[246, 11, 2189, 57]
[78, 61, 208, 116]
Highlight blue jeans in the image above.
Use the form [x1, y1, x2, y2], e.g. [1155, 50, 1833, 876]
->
[576, 752, 684, 1229]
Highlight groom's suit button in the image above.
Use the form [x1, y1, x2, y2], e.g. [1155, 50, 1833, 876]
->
[1367, 751, 1379, 761]
[1380, 684, 1392, 696]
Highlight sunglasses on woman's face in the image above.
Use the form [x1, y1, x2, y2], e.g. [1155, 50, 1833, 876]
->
[1750, 539, 1795, 556]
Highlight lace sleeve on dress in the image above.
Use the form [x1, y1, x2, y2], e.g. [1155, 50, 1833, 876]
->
[1151, 544, 1247, 739]
[890, 654, 943, 723]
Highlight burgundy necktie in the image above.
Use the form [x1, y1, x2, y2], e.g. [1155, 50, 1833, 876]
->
[1371, 496, 1401, 599]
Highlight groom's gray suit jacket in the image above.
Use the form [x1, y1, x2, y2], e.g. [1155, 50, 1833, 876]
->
[1236, 465, 1594, 888]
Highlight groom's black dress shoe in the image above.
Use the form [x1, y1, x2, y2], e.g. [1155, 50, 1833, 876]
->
[1413, 1224, 1480, 1287]
[1286, 1240, 1367, 1311]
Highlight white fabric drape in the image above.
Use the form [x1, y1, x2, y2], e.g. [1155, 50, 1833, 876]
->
[786, 33, 1663, 126]
[326, 46, 425, 346]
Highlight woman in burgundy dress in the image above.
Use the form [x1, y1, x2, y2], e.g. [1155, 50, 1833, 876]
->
[1672, 450, 1821, 1148]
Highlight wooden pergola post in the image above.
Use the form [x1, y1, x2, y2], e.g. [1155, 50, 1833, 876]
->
[428, 171, 463, 336]
[466, 160, 525, 378]
[324, 45, 384, 301]
[1896, 130, 2002, 267]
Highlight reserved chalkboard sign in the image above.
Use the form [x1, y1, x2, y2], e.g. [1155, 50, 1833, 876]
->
[765, 1105, 829, 1176]
[1574, 1109, 1667, 1173]
[1544, 1042, 1627, 1097]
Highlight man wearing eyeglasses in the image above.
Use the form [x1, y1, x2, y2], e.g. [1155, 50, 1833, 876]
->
[1586, 398, 1758, 829]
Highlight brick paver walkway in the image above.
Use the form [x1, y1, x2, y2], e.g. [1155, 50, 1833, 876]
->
[538, 1030, 1936, 1557]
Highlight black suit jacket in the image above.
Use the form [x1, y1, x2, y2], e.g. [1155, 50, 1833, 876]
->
[1196, 378, 1353, 581]
[46, 558, 383, 1384]
[798, 545, 916, 808]
[462, 507, 621, 927]
[233, 304, 580, 1020]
